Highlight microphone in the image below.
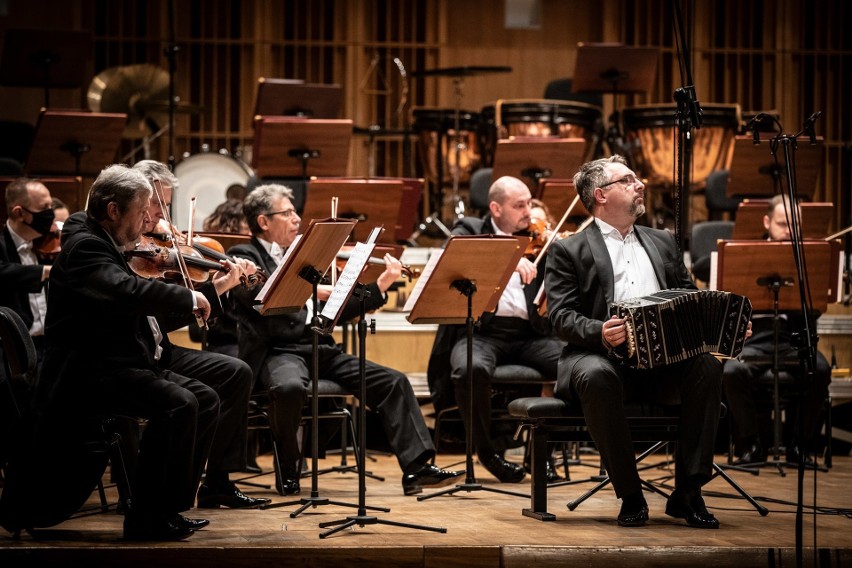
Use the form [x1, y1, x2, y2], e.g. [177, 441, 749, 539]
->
[803, 110, 822, 145]
[746, 114, 764, 145]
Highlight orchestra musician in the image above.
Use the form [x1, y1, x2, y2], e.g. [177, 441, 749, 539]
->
[21, 165, 222, 540]
[227, 183, 462, 496]
[427, 176, 564, 484]
[722, 194, 832, 466]
[546, 155, 737, 529]
[1, 178, 56, 366]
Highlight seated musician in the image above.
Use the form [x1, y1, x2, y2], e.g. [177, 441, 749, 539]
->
[227, 183, 462, 496]
[427, 176, 564, 484]
[722, 194, 832, 465]
[546, 155, 733, 529]
[24, 165, 226, 540]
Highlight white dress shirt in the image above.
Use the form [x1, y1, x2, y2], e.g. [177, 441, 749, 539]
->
[595, 218, 660, 301]
[491, 219, 529, 320]
[7, 225, 48, 336]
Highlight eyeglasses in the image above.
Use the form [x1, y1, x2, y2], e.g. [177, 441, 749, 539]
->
[264, 208, 296, 218]
[599, 174, 640, 189]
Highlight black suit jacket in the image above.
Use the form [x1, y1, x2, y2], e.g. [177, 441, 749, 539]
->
[228, 237, 387, 379]
[545, 221, 696, 379]
[0, 225, 48, 331]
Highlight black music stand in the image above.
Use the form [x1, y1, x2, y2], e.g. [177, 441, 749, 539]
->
[24, 110, 126, 177]
[573, 43, 658, 95]
[0, 28, 92, 108]
[715, 240, 839, 474]
[727, 135, 824, 200]
[315, 232, 446, 538]
[405, 235, 530, 502]
[491, 138, 587, 197]
[301, 178, 406, 244]
[252, 117, 353, 179]
[253, 78, 342, 118]
[255, 218, 374, 517]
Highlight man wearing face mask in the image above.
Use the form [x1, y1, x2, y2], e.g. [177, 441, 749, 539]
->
[1, 177, 56, 364]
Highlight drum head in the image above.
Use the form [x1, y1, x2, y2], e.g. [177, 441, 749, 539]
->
[173, 152, 253, 231]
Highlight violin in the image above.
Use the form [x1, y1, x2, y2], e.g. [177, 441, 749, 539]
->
[34, 229, 62, 262]
[125, 234, 228, 285]
[335, 250, 421, 282]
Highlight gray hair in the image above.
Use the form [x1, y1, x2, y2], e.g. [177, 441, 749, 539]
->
[87, 164, 152, 221]
[133, 159, 180, 190]
[573, 155, 627, 213]
[243, 184, 295, 235]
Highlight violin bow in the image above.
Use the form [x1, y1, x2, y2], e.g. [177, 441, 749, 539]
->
[532, 193, 580, 267]
[152, 179, 208, 330]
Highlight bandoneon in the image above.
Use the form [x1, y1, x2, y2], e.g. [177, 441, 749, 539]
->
[611, 289, 752, 369]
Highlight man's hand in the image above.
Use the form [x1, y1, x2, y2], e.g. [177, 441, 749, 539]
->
[212, 259, 245, 295]
[192, 290, 212, 322]
[602, 315, 627, 348]
[376, 253, 403, 293]
[516, 257, 537, 285]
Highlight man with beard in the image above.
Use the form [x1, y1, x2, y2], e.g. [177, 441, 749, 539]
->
[545, 155, 728, 529]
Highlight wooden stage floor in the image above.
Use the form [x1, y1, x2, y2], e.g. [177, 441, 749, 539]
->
[1, 451, 851, 567]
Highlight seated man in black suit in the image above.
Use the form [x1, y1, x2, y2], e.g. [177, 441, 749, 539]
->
[546, 155, 738, 529]
[228, 183, 462, 496]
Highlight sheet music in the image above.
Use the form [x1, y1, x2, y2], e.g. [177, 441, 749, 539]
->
[318, 227, 382, 329]
[402, 248, 443, 313]
[255, 234, 302, 303]
[709, 251, 718, 291]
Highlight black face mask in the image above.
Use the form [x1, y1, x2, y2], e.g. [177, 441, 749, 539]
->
[22, 207, 55, 236]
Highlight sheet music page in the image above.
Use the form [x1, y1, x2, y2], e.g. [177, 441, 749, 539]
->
[533, 280, 546, 307]
[255, 234, 302, 303]
[402, 248, 443, 314]
[319, 240, 375, 323]
[709, 251, 718, 291]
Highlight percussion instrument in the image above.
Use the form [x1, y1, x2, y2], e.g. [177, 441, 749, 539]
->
[621, 103, 740, 188]
[611, 289, 752, 369]
[411, 107, 481, 186]
[173, 150, 254, 231]
[479, 99, 603, 167]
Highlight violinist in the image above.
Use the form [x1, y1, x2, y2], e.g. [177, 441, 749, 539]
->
[0, 178, 55, 366]
[426, 176, 564, 484]
[228, 183, 462, 496]
[20, 165, 218, 540]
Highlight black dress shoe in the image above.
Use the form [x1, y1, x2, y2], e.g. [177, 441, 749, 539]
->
[733, 442, 765, 466]
[275, 474, 300, 496]
[665, 492, 720, 529]
[124, 515, 194, 541]
[617, 499, 649, 527]
[197, 483, 272, 509]
[786, 446, 817, 467]
[481, 454, 526, 483]
[523, 456, 563, 483]
[402, 463, 463, 495]
[243, 464, 263, 474]
[172, 514, 210, 530]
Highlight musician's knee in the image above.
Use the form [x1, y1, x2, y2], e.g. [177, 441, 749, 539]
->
[572, 363, 622, 401]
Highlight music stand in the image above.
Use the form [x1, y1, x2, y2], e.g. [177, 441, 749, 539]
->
[24, 110, 126, 177]
[714, 240, 841, 473]
[537, 179, 592, 222]
[573, 43, 658, 95]
[491, 138, 587, 196]
[0, 28, 92, 108]
[405, 235, 530, 501]
[253, 78, 342, 118]
[314, 232, 446, 538]
[252, 117, 352, 179]
[727, 135, 824, 200]
[301, 178, 406, 244]
[732, 201, 835, 241]
[254, 218, 374, 517]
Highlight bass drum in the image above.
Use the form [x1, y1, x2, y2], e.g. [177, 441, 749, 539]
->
[621, 103, 741, 187]
[173, 151, 254, 232]
[479, 99, 603, 167]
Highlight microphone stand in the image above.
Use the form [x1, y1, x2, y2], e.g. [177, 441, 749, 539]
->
[164, 0, 179, 172]
[753, 111, 823, 568]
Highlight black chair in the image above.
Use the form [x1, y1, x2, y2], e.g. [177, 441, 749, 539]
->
[468, 167, 493, 216]
[0, 307, 132, 535]
[705, 170, 742, 221]
[690, 220, 734, 283]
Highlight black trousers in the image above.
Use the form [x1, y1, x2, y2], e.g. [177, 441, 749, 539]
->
[450, 317, 562, 459]
[557, 352, 722, 499]
[260, 343, 434, 474]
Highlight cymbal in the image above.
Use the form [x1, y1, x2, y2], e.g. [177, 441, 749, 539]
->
[411, 65, 513, 78]
[86, 64, 201, 139]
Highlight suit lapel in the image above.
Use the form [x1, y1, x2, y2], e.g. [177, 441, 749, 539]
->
[587, 223, 615, 305]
